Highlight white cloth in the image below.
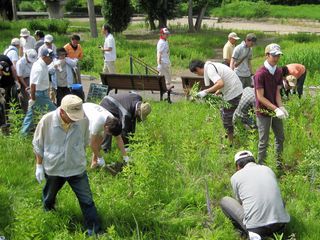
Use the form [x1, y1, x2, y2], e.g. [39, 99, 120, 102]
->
[4, 46, 19, 63]
[30, 57, 50, 91]
[20, 36, 36, 53]
[38, 44, 57, 58]
[204, 61, 243, 101]
[83, 102, 114, 136]
[50, 57, 78, 89]
[264, 60, 277, 75]
[16, 56, 33, 78]
[157, 38, 170, 65]
[103, 33, 116, 61]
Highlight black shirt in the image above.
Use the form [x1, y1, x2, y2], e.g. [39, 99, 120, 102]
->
[0, 54, 14, 88]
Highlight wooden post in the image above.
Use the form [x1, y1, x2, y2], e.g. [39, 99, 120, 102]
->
[87, 0, 98, 38]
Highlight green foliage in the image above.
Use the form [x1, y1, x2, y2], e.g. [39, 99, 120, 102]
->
[101, 0, 133, 33]
[19, 0, 46, 12]
[28, 19, 70, 34]
[0, 21, 11, 30]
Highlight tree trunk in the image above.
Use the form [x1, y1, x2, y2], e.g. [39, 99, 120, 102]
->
[158, 16, 167, 28]
[148, 13, 156, 30]
[195, 2, 208, 31]
[11, 0, 17, 20]
[45, 0, 65, 19]
[188, 0, 195, 32]
[87, 0, 98, 38]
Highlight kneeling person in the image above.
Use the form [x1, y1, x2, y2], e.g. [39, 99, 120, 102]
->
[220, 150, 290, 240]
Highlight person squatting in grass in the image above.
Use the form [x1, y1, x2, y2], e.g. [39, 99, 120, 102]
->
[33, 95, 101, 236]
[101, 24, 116, 74]
[82, 102, 128, 169]
[100, 93, 151, 172]
[220, 150, 290, 240]
[230, 33, 257, 88]
[254, 43, 288, 165]
[281, 63, 306, 98]
[189, 59, 243, 145]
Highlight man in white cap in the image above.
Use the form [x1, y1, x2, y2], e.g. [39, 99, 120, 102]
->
[157, 27, 172, 87]
[101, 24, 116, 73]
[99, 93, 151, 173]
[38, 34, 57, 58]
[223, 32, 240, 66]
[254, 43, 288, 165]
[16, 49, 38, 113]
[32, 94, 101, 236]
[19, 28, 36, 57]
[220, 150, 290, 240]
[4, 38, 20, 67]
[21, 48, 57, 135]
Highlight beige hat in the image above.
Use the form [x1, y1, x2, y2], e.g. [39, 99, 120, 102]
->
[11, 38, 20, 46]
[228, 32, 240, 40]
[60, 95, 84, 121]
[26, 49, 38, 63]
[138, 102, 151, 121]
[44, 34, 54, 43]
[286, 75, 297, 87]
[20, 28, 30, 37]
[234, 150, 254, 163]
[246, 33, 257, 42]
[265, 43, 282, 55]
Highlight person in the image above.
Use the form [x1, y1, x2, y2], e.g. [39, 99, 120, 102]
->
[220, 150, 290, 240]
[281, 64, 306, 98]
[21, 48, 57, 135]
[100, 92, 151, 157]
[233, 87, 256, 129]
[38, 34, 57, 58]
[19, 28, 36, 57]
[32, 95, 101, 236]
[50, 47, 78, 106]
[82, 102, 128, 169]
[3, 38, 20, 67]
[157, 27, 172, 87]
[223, 32, 240, 66]
[254, 43, 287, 165]
[189, 60, 243, 144]
[16, 49, 38, 113]
[64, 34, 83, 84]
[34, 30, 45, 53]
[101, 24, 116, 73]
[230, 33, 257, 88]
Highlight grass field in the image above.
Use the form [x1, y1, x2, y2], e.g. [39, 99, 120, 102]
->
[1, 18, 320, 239]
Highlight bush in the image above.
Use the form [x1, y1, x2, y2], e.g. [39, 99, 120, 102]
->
[0, 21, 11, 30]
[28, 19, 70, 34]
[19, 0, 46, 12]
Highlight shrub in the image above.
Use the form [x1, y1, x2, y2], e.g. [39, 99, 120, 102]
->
[19, 0, 46, 12]
[28, 19, 70, 34]
[0, 21, 11, 30]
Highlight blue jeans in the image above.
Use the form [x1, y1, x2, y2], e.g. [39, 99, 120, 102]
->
[20, 89, 56, 135]
[43, 171, 100, 232]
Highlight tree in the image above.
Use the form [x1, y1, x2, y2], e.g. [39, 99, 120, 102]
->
[138, 0, 181, 30]
[102, 0, 133, 33]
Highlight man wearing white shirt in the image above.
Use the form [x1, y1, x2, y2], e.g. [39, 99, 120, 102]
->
[189, 60, 243, 144]
[4, 38, 20, 68]
[21, 48, 57, 135]
[82, 102, 128, 169]
[16, 49, 38, 113]
[38, 34, 57, 58]
[19, 28, 36, 57]
[157, 27, 172, 87]
[101, 24, 116, 73]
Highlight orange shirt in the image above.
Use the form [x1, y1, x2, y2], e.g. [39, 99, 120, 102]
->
[64, 43, 83, 60]
[286, 63, 305, 79]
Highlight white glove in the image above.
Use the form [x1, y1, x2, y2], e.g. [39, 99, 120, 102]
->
[97, 157, 106, 167]
[28, 99, 35, 109]
[35, 164, 44, 184]
[157, 65, 161, 71]
[248, 231, 261, 240]
[279, 106, 289, 118]
[196, 90, 207, 98]
[123, 155, 130, 163]
[274, 108, 285, 119]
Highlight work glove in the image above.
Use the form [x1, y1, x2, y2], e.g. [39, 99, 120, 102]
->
[123, 155, 130, 163]
[28, 99, 35, 109]
[196, 90, 207, 99]
[248, 231, 261, 240]
[279, 106, 289, 118]
[274, 108, 285, 119]
[35, 164, 45, 184]
[97, 157, 106, 167]
[157, 64, 161, 71]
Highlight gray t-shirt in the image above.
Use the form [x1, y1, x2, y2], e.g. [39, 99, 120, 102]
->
[232, 41, 252, 77]
[231, 162, 290, 229]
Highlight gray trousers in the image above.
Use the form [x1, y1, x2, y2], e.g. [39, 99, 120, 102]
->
[256, 115, 284, 164]
[239, 76, 252, 88]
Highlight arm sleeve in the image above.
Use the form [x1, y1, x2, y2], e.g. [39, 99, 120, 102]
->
[232, 46, 240, 60]
[32, 118, 45, 158]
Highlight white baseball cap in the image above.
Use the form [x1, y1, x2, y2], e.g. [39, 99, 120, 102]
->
[26, 49, 38, 63]
[60, 95, 84, 121]
[228, 32, 240, 40]
[234, 150, 254, 163]
[11, 38, 20, 46]
[44, 34, 54, 43]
